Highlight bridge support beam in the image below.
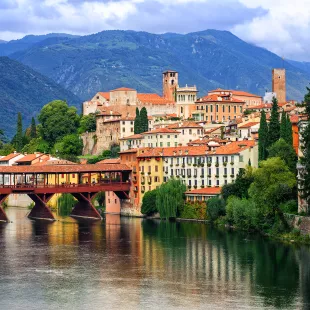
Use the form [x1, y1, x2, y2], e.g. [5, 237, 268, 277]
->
[71, 193, 102, 220]
[0, 194, 9, 222]
[28, 194, 55, 221]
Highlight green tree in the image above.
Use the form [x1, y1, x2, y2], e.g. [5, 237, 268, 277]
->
[156, 179, 186, 219]
[15, 112, 23, 152]
[134, 108, 141, 134]
[110, 144, 120, 158]
[30, 117, 37, 139]
[55, 134, 83, 158]
[280, 111, 287, 141]
[141, 189, 158, 216]
[79, 113, 96, 134]
[258, 110, 268, 161]
[268, 138, 297, 174]
[0, 143, 14, 156]
[300, 87, 310, 208]
[140, 107, 149, 133]
[206, 197, 225, 221]
[248, 157, 296, 225]
[286, 114, 293, 146]
[38, 100, 80, 146]
[268, 97, 280, 146]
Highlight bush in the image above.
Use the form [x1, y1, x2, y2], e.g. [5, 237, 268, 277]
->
[280, 200, 298, 214]
[180, 202, 207, 220]
[225, 197, 261, 230]
[207, 197, 225, 221]
[141, 189, 158, 216]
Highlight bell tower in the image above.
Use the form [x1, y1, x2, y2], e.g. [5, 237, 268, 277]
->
[163, 70, 178, 101]
[272, 69, 286, 103]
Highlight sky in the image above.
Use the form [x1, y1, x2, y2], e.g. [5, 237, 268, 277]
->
[0, 0, 310, 61]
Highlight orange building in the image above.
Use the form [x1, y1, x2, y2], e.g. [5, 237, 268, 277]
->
[193, 94, 245, 123]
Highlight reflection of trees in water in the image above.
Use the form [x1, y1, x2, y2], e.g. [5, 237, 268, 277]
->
[142, 220, 302, 309]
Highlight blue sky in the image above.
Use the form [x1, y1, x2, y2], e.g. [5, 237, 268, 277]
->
[0, 0, 309, 61]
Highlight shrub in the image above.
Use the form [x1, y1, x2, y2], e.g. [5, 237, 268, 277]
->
[141, 189, 158, 216]
[180, 202, 206, 220]
[207, 197, 225, 221]
[280, 200, 298, 214]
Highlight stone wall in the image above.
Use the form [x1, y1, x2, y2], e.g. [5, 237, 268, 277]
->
[285, 214, 310, 235]
[81, 132, 97, 155]
[120, 200, 142, 217]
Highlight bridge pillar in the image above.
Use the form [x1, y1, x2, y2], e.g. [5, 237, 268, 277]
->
[0, 194, 9, 222]
[28, 194, 55, 221]
[71, 193, 102, 220]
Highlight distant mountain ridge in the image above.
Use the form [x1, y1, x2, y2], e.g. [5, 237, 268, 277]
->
[5, 29, 310, 102]
[0, 57, 81, 137]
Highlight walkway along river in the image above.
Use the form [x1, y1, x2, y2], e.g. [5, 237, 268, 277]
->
[0, 207, 309, 309]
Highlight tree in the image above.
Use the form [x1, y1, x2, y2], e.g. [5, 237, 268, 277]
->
[79, 113, 96, 134]
[248, 157, 296, 224]
[268, 97, 280, 146]
[55, 134, 83, 158]
[140, 107, 149, 133]
[258, 110, 268, 161]
[38, 100, 80, 146]
[15, 112, 23, 152]
[134, 108, 141, 134]
[280, 111, 287, 141]
[221, 167, 254, 201]
[30, 117, 37, 139]
[141, 189, 158, 216]
[268, 138, 297, 174]
[285, 114, 293, 146]
[300, 87, 310, 208]
[206, 197, 225, 221]
[156, 179, 186, 219]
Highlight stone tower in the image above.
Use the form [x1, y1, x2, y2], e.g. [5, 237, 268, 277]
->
[272, 69, 286, 103]
[163, 70, 178, 101]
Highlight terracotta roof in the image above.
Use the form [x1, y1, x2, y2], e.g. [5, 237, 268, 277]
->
[185, 187, 222, 195]
[168, 121, 203, 129]
[205, 126, 223, 134]
[198, 94, 245, 104]
[98, 92, 110, 100]
[137, 93, 174, 105]
[0, 153, 21, 162]
[97, 158, 121, 164]
[142, 128, 180, 135]
[290, 115, 299, 123]
[15, 153, 45, 163]
[214, 140, 256, 155]
[238, 122, 260, 129]
[0, 163, 131, 174]
[209, 88, 261, 98]
[33, 159, 77, 166]
[138, 146, 208, 158]
[247, 104, 272, 109]
[120, 134, 143, 140]
[111, 87, 136, 92]
[188, 138, 228, 146]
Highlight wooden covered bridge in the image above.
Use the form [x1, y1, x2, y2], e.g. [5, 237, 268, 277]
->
[0, 163, 131, 222]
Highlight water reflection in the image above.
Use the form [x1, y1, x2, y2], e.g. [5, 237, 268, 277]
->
[0, 208, 309, 309]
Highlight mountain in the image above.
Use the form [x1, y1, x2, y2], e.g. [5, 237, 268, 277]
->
[0, 40, 6, 44]
[0, 57, 81, 137]
[8, 29, 310, 101]
[0, 33, 78, 56]
[288, 59, 310, 77]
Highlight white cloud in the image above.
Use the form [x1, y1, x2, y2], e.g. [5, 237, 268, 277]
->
[233, 0, 310, 61]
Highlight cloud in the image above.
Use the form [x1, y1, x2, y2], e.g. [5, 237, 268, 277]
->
[0, 0, 309, 61]
[233, 0, 310, 61]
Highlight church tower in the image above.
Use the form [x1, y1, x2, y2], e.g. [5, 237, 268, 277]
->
[163, 70, 178, 101]
[272, 69, 286, 103]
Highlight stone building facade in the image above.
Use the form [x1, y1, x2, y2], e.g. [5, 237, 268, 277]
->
[272, 68, 286, 103]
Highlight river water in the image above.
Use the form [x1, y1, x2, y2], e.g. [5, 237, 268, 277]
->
[0, 207, 309, 310]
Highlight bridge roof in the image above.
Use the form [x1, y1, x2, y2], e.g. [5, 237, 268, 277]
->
[0, 163, 131, 174]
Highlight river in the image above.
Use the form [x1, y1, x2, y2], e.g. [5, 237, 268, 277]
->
[0, 207, 309, 309]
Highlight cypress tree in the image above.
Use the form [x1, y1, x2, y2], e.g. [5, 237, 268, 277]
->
[268, 97, 280, 146]
[258, 110, 268, 161]
[134, 108, 141, 134]
[300, 87, 310, 209]
[280, 110, 287, 141]
[140, 107, 149, 133]
[30, 117, 37, 139]
[15, 112, 23, 152]
[286, 114, 293, 146]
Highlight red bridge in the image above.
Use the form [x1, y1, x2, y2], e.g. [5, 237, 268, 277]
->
[0, 163, 131, 222]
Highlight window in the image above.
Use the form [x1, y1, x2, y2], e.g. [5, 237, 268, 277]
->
[216, 168, 219, 175]
[216, 105, 219, 112]
[239, 155, 244, 162]
[208, 180, 212, 186]
[189, 129, 192, 134]
[181, 107, 183, 113]
[108, 199, 111, 203]
[222, 106, 225, 112]
[171, 169, 174, 176]
[115, 199, 117, 204]
[122, 121, 125, 125]
[211, 105, 213, 113]
[148, 166, 151, 173]
[234, 106, 236, 113]
[122, 128, 125, 132]
[160, 142, 163, 147]
[224, 168, 227, 175]
[167, 142, 170, 147]
[229, 106, 231, 113]
[206, 106, 208, 113]
[72, 174, 75, 178]
[155, 166, 158, 172]
[216, 180, 219, 186]
[231, 168, 235, 175]
[131, 128, 133, 132]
